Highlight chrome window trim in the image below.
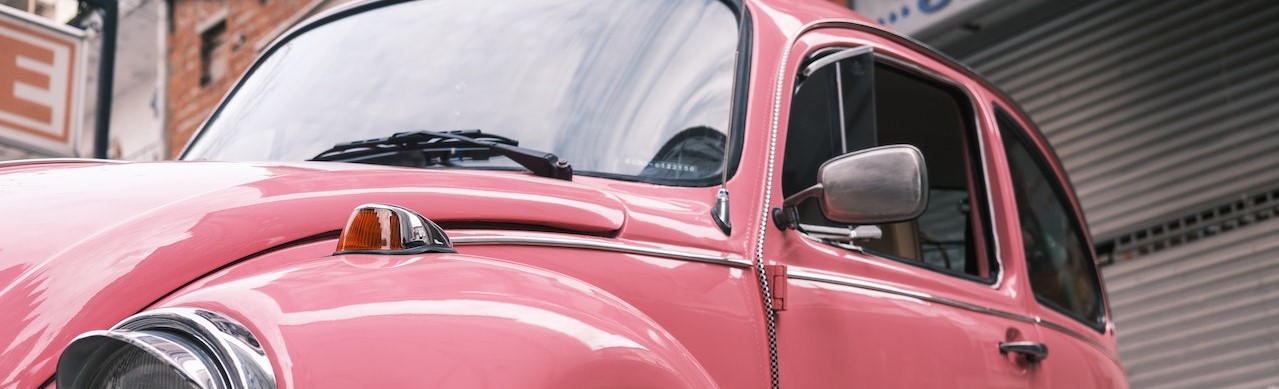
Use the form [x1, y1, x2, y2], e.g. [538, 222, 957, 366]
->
[450, 235, 753, 268]
[802, 45, 874, 78]
[870, 54, 1004, 288]
[994, 106, 1110, 333]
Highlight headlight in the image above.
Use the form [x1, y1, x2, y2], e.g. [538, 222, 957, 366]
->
[57, 308, 275, 389]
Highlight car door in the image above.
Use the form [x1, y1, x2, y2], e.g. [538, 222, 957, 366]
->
[992, 106, 1128, 388]
[765, 26, 1046, 387]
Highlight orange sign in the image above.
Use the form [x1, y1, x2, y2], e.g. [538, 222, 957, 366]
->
[0, 8, 83, 156]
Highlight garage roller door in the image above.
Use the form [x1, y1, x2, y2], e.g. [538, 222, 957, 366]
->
[1103, 216, 1279, 388]
[949, 1, 1279, 387]
[957, 0, 1279, 241]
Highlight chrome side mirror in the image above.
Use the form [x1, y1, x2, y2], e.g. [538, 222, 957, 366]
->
[779, 145, 928, 226]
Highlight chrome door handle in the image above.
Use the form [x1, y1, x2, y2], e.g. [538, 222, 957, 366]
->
[999, 341, 1049, 363]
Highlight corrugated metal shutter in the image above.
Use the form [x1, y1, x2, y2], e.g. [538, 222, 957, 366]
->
[1103, 217, 1279, 389]
[956, 0, 1279, 240]
[944, 1, 1279, 387]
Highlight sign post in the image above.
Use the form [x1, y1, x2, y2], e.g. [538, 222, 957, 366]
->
[81, 0, 117, 159]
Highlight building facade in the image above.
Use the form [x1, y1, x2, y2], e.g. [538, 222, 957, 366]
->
[166, 0, 349, 156]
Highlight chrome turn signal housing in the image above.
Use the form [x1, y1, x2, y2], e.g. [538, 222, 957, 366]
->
[57, 308, 275, 389]
[335, 203, 454, 254]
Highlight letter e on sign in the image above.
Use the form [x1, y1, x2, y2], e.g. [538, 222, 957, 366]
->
[0, 10, 82, 155]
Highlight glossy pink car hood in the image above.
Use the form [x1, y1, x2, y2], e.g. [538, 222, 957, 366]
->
[0, 160, 631, 383]
[0, 160, 628, 279]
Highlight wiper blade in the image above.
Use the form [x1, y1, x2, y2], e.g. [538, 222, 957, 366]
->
[310, 129, 573, 180]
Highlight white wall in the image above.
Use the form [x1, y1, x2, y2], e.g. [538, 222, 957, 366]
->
[101, 0, 165, 160]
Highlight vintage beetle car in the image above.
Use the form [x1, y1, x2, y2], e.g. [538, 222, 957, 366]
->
[0, 0, 1127, 387]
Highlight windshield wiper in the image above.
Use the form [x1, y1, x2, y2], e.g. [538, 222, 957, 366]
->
[309, 129, 572, 180]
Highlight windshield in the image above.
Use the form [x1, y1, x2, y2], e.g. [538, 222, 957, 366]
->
[183, 0, 740, 186]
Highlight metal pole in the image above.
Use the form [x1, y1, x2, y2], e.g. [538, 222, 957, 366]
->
[81, 0, 117, 159]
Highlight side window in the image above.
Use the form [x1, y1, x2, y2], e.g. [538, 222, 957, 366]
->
[997, 109, 1105, 329]
[781, 48, 998, 282]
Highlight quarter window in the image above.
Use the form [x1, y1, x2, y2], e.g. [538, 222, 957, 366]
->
[997, 110, 1105, 328]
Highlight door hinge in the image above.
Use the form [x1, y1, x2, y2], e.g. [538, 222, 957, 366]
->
[765, 264, 787, 311]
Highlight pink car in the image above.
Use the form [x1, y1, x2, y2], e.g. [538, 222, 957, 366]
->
[0, 0, 1126, 387]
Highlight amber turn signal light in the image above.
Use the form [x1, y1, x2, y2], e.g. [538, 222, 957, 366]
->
[337, 208, 404, 252]
[335, 203, 454, 255]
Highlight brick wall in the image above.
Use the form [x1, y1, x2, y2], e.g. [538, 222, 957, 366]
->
[166, 0, 320, 157]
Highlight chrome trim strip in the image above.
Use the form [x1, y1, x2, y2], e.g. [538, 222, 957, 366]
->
[787, 267, 1035, 324]
[802, 45, 873, 78]
[0, 158, 126, 168]
[450, 235, 753, 268]
[789, 267, 1123, 364]
[791, 266, 1124, 366]
[1038, 318, 1124, 365]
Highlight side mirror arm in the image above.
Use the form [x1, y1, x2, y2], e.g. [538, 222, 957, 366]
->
[773, 184, 823, 230]
[772, 206, 801, 230]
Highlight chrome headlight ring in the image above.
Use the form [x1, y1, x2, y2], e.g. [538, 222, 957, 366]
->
[57, 307, 276, 389]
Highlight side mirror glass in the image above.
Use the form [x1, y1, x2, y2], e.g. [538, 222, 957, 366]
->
[783, 145, 928, 225]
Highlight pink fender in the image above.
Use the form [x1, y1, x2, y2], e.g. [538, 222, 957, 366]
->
[0, 161, 629, 387]
[155, 246, 719, 388]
